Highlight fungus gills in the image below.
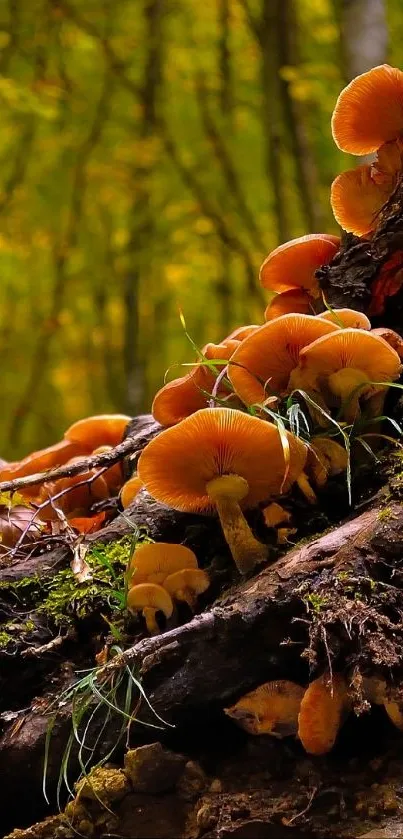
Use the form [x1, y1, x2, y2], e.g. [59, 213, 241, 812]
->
[206, 474, 267, 574]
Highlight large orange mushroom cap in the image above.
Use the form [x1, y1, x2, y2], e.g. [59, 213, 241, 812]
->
[331, 65, 403, 155]
[299, 328, 401, 383]
[138, 408, 308, 513]
[0, 439, 86, 484]
[64, 414, 131, 450]
[228, 314, 339, 406]
[259, 235, 340, 295]
[264, 289, 312, 321]
[152, 342, 238, 427]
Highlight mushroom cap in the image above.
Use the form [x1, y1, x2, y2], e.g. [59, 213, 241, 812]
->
[0, 439, 86, 486]
[228, 314, 339, 405]
[64, 414, 131, 449]
[299, 328, 402, 384]
[138, 407, 308, 513]
[120, 475, 143, 508]
[163, 568, 210, 598]
[298, 673, 348, 755]
[330, 165, 392, 237]
[152, 341, 238, 428]
[259, 235, 340, 294]
[224, 325, 260, 341]
[264, 289, 312, 321]
[127, 582, 173, 618]
[331, 64, 403, 155]
[318, 309, 371, 330]
[309, 437, 348, 476]
[128, 542, 198, 586]
[225, 680, 305, 737]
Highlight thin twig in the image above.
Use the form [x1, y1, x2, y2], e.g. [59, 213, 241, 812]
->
[0, 435, 140, 494]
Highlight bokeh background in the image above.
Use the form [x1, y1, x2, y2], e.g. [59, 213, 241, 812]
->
[0, 0, 400, 457]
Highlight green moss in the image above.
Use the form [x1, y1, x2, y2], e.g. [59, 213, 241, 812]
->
[0, 533, 151, 628]
[377, 506, 395, 521]
[304, 592, 330, 613]
[0, 630, 13, 648]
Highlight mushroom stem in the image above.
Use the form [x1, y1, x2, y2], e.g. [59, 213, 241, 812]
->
[142, 607, 159, 635]
[328, 368, 370, 424]
[296, 472, 318, 504]
[206, 474, 268, 574]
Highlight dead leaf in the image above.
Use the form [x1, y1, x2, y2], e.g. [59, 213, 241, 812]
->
[71, 541, 92, 582]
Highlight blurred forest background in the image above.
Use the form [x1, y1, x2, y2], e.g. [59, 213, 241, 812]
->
[0, 0, 400, 457]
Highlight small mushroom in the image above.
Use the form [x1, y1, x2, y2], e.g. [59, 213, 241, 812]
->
[64, 414, 131, 450]
[318, 309, 371, 330]
[259, 235, 340, 296]
[152, 341, 239, 427]
[127, 582, 173, 635]
[138, 408, 308, 574]
[297, 328, 401, 423]
[265, 289, 312, 321]
[298, 673, 349, 755]
[128, 541, 198, 587]
[331, 64, 403, 155]
[225, 681, 305, 737]
[120, 475, 143, 508]
[330, 160, 396, 237]
[228, 314, 339, 407]
[163, 568, 210, 609]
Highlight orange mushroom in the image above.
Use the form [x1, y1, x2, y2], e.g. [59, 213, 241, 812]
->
[225, 681, 305, 737]
[330, 159, 398, 237]
[259, 235, 340, 296]
[0, 439, 87, 486]
[331, 64, 403, 155]
[152, 341, 239, 428]
[138, 408, 308, 574]
[120, 475, 143, 508]
[264, 289, 312, 321]
[39, 456, 109, 520]
[228, 314, 339, 407]
[127, 583, 173, 635]
[298, 673, 349, 755]
[127, 542, 198, 587]
[64, 414, 131, 450]
[163, 568, 210, 609]
[318, 309, 371, 330]
[297, 328, 401, 423]
[307, 437, 348, 488]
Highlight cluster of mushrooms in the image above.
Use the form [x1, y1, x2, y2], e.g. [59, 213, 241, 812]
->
[2, 64, 403, 756]
[0, 414, 136, 548]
